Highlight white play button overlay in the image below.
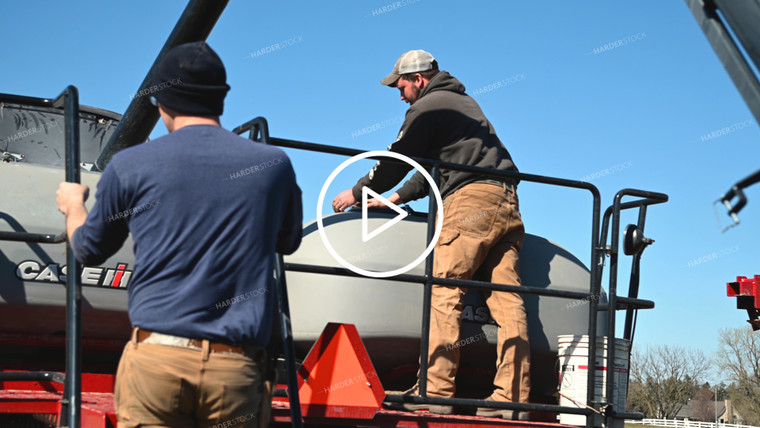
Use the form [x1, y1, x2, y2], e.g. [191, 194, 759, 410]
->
[361, 186, 408, 242]
[316, 150, 443, 278]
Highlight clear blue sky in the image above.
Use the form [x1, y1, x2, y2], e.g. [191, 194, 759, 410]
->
[3, 1, 760, 365]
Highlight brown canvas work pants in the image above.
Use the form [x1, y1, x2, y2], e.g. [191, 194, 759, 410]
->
[425, 180, 531, 403]
[115, 328, 266, 428]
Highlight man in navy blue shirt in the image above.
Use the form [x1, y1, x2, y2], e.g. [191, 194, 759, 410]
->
[57, 41, 302, 428]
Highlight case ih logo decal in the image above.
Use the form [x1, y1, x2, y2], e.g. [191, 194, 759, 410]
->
[15, 261, 132, 289]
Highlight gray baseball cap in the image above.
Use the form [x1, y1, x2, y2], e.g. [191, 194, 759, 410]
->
[380, 49, 436, 87]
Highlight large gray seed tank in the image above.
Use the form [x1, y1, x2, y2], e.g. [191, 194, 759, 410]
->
[285, 209, 607, 401]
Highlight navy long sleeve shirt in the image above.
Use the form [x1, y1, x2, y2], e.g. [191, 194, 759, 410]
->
[73, 125, 302, 346]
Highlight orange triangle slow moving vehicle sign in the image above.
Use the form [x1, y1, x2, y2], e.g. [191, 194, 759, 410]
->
[296, 323, 384, 419]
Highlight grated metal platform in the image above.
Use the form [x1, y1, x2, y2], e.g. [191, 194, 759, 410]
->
[270, 396, 572, 428]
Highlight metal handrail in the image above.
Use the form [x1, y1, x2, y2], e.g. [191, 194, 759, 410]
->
[603, 189, 667, 428]
[0, 371, 67, 385]
[238, 117, 303, 426]
[282, 262, 654, 308]
[0, 86, 82, 428]
[274, 254, 303, 428]
[417, 165, 440, 397]
[234, 116, 666, 425]
[0, 231, 66, 243]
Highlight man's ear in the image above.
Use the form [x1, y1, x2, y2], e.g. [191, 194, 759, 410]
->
[415, 73, 425, 88]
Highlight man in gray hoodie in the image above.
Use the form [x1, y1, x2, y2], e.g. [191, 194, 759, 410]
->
[332, 50, 530, 420]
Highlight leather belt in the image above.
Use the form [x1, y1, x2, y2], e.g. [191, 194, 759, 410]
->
[475, 178, 514, 189]
[136, 329, 261, 358]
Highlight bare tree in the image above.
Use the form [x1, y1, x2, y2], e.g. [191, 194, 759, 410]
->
[628, 345, 711, 418]
[716, 327, 760, 425]
[691, 387, 716, 421]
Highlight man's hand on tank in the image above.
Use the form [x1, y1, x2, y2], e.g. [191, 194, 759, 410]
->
[332, 189, 358, 212]
[56, 182, 90, 215]
[364, 198, 387, 209]
[365, 192, 403, 209]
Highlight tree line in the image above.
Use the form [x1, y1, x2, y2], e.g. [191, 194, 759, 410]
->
[627, 327, 760, 424]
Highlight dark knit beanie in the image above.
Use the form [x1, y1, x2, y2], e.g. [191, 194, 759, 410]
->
[152, 41, 230, 116]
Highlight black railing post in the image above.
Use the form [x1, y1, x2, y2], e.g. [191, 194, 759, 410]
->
[604, 193, 622, 428]
[252, 117, 269, 145]
[623, 205, 648, 341]
[274, 254, 303, 428]
[53, 85, 82, 428]
[605, 189, 667, 427]
[418, 166, 440, 398]
[0, 87, 84, 427]
[586, 188, 602, 428]
[232, 117, 269, 146]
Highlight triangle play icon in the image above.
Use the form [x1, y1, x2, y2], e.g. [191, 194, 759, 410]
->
[361, 186, 408, 243]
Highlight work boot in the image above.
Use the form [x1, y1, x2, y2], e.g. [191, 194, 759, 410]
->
[475, 396, 530, 420]
[383, 386, 454, 414]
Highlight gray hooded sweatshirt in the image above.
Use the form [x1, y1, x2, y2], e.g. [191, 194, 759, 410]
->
[352, 71, 518, 203]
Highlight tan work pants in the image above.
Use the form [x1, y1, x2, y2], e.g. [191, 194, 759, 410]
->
[115, 328, 265, 428]
[425, 181, 530, 403]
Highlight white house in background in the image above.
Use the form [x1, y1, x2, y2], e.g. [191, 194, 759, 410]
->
[675, 400, 743, 424]
[718, 400, 744, 424]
